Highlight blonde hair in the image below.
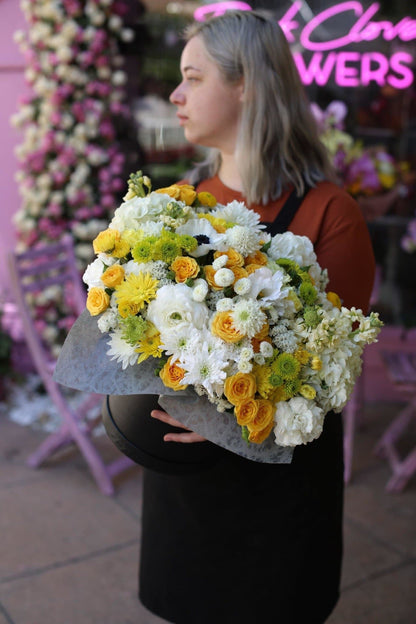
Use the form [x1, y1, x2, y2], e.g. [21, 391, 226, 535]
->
[184, 10, 334, 204]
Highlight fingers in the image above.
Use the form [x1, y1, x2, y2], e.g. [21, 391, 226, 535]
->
[151, 409, 206, 443]
[151, 409, 190, 430]
[164, 432, 206, 443]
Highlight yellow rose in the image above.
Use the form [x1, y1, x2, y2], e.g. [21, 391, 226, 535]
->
[248, 421, 274, 444]
[231, 265, 248, 284]
[93, 229, 120, 254]
[171, 256, 200, 283]
[214, 248, 244, 268]
[247, 399, 274, 433]
[224, 372, 257, 405]
[197, 191, 217, 207]
[211, 311, 244, 343]
[234, 398, 258, 426]
[101, 264, 125, 288]
[245, 263, 264, 275]
[204, 265, 223, 291]
[327, 291, 342, 309]
[86, 287, 110, 316]
[159, 357, 188, 391]
[244, 250, 268, 266]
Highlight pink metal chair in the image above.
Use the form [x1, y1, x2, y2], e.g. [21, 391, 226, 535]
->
[8, 235, 134, 495]
[374, 350, 416, 493]
[343, 264, 382, 484]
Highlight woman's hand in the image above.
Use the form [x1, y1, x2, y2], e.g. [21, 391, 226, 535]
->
[151, 409, 206, 443]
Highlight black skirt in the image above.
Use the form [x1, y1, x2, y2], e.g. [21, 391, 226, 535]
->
[139, 410, 344, 624]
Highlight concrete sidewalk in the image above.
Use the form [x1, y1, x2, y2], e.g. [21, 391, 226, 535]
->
[0, 400, 415, 624]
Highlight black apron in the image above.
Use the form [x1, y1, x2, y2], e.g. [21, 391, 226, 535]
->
[138, 186, 344, 624]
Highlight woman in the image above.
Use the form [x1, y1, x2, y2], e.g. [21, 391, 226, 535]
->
[134, 10, 375, 623]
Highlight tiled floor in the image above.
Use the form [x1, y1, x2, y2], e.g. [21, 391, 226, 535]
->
[0, 399, 415, 624]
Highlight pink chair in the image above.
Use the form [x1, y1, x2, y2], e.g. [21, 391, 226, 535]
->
[8, 235, 134, 495]
[374, 350, 416, 492]
[343, 264, 382, 483]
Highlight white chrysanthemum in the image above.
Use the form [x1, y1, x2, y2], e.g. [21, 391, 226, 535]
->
[97, 308, 119, 333]
[147, 283, 208, 333]
[254, 353, 265, 365]
[82, 257, 106, 289]
[234, 277, 251, 296]
[239, 345, 254, 361]
[223, 225, 262, 257]
[260, 341, 274, 358]
[216, 297, 234, 312]
[214, 267, 234, 287]
[160, 325, 201, 362]
[181, 340, 228, 398]
[274, 397, 324, 446]
[106, 330, 138, 370]
[268, 231, 315, 264]
[212, 200, 265, 230]
[212, 255, 228, 270]
[192, 279, 209, 302]
[237, 359, 253, 373]
[231, 299, 266, 338]
[176, 218, 225, 257]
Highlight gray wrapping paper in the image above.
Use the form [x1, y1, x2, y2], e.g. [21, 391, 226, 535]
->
[54, 310, 293, 463]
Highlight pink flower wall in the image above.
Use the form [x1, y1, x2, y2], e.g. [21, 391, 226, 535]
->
[0, 0, 27, 295]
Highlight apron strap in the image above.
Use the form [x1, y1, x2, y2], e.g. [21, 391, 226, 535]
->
[262, 184, 311, 235]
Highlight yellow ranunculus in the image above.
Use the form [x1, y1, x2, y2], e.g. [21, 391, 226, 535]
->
[93, 229, 120, 254]
[101, 264, 125, 288]
[224, 372, 257, 405]
[171, 256, 200, 283]
[86, 287, 110, 316]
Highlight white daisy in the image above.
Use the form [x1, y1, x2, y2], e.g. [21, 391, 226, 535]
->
[181, 340, 228, 398]
[106, 329, 138, 370]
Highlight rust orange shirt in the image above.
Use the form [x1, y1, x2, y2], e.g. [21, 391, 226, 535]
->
[193, 176, 376, 313]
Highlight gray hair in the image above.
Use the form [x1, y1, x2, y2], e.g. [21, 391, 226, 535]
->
[184, 10, 334, 204]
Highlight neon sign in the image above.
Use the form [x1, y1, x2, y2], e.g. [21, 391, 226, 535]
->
[194, 1, 416, 88]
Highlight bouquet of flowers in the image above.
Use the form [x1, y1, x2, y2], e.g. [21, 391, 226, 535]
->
[66, 171, 382, 451]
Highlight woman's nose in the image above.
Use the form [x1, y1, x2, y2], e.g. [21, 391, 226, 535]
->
[170, 84, 185, 105]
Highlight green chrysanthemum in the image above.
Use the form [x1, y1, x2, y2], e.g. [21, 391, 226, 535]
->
[154, 239, 181, 263]
[272, 352, 301, 380]
[179, 234, 198, 253]
[303, 305, 322, 328]
[299, 281, 318, 305]
[120, 315, 149, 346]
[269, 373, 284, 387]
[132, 240, 153, 263]
[276, 258, 302, 287]
[283, 378, 302, 398]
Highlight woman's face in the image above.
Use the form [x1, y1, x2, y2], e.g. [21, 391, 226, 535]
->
[170, 35, 244, 154]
